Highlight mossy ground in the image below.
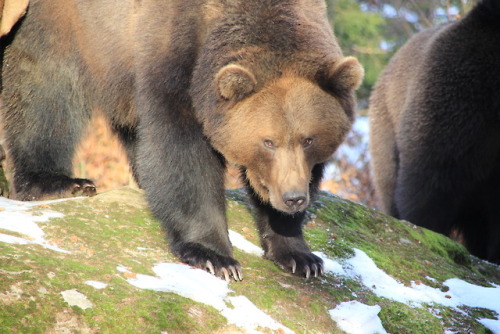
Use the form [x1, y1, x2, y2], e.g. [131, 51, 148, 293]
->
[1, 188, 499, 333]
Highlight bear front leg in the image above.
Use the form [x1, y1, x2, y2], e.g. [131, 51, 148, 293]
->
[251, 202, 323, 278]
[136, 113, 242, 281]
[247, 164, 325, 278]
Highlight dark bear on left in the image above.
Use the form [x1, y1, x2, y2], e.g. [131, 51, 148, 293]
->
[1, 0, 363, 280]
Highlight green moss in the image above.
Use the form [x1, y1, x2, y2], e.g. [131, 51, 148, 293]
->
[2, 188, 500, 333]
[379, 302, 443, 334]
[437, 307, 494, 334]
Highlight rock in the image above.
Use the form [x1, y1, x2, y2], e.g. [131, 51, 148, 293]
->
[0, 187, 499, 333]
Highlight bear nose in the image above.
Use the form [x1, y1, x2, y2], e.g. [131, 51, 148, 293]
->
[283, 191, 307, 212]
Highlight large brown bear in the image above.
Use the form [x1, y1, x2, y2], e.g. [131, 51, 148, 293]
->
[369, 0, 500, 264]
[1, 0, 363, 279]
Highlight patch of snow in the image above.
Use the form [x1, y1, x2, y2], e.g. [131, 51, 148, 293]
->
[0, 233, 31, 245]
[123, 263, 292, 333]
[228, 230, 264, 257]
[321, 248, 500, 333]
[324, 116, 370, 182]
[116, 265, 129, 273]
[344, 249, 455, 307]
[444, 278, 500, 332]
[313, 251, 347, 276]
[0, 197, 73, 253]
[85, 281, 108, 289]
[61, 289, 93, 310]
[336, 116, 370, 167]
[329, 301, 387, 334]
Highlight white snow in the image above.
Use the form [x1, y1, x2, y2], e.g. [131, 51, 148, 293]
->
[1, 196, 500, 334]
[313, 251, 347, 276]
[345, 249, 455, 307]
[329, 301, 387, 334]
[61, 289, 93, 310]
[0, 196, 74, 253]
[228, 229, 264, 256]
[85, 280, 108, 289]
[315, 249, 500, 334]
[123, 262, 292, 334]
[323, 116, 370, 183]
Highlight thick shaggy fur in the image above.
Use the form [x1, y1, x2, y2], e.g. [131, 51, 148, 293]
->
[1, 0, 363, 279]
[369, 0, 500, 263]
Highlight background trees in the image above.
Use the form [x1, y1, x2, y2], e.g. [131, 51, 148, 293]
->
[327, 0, 479, 103]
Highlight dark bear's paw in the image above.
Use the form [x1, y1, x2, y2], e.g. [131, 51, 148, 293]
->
[69, 179, 97, 197]
[271, 251, 324, 279]
[175, 242, 243, 281]
[15, 175, 97, 201]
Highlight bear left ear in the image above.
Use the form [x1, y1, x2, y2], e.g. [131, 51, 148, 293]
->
[216, 64, 257, 101]
[326, 56, 364, 92]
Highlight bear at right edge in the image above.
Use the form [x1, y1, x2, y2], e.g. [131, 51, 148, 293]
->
[369, 0, 500, 264]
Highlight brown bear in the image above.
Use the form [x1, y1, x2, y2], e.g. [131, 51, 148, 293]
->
[1, 0, 363, 279]
[369, 0, 500, 264]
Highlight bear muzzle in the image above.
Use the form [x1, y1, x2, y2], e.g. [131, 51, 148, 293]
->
[282, 190, 308, 213]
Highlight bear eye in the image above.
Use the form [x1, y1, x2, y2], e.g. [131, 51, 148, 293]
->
[263, 139, 275, 149]
[303, 138, 313, 148]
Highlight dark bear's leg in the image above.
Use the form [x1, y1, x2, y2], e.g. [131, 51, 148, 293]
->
[394, 179, 457, 236]
[486, 221, 500, 264]
[466, 181, 500, 264]
[2, 51, 95, 201]
[247, 164, 324, 278]
[483, 178, 500, 264]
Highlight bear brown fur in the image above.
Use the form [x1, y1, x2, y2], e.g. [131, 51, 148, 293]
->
[369, 0, 500, 264]
[1, 0, 363, 279]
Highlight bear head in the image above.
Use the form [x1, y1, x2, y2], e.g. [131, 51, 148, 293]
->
[201, 57, 363, 214]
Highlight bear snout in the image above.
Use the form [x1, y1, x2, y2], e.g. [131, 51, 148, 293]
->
[282, 190, 308, 213]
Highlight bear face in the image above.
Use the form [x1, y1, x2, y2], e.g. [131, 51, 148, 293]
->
[204, 58, 363, 214]
[212, 74, 352, 213]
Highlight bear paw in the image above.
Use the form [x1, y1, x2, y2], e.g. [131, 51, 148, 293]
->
[15, 175, 97, 201]
[176, 242, 243, 281]
[272, 251, 324, 279]
[69, 179, 97, 197]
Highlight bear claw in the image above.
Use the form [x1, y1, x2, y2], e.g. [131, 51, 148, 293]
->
[275, 252, 324, 279]
[204, 261, 242, 281]
[177, 242, 242, 281]
[206, 260, 216, 276]
[71, 181, 97, 197]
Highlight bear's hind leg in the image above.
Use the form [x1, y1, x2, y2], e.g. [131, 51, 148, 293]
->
[2, 58, 95, 200]
[5, 115, 96, 201]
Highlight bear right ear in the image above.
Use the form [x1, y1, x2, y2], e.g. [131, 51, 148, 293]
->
[325, 56, 364, 92]
[216, 64, 257, 101]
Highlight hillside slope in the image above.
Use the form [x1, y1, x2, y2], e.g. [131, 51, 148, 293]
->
[1, 187, 499, 333]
